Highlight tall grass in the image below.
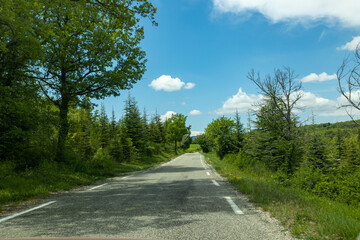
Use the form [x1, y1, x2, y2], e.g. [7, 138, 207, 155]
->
[204, 152, 360, 240]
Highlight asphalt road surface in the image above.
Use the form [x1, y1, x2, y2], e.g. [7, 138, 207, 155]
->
[0, 153, 294, 240]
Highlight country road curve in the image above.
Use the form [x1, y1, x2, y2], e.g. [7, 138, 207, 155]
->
[0, 153, 294, 240]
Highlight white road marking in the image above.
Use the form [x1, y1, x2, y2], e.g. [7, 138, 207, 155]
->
[225, 197, 244, 215]
[212, 180, 220, 186]
[206, 172, 210, 176]
[89, 183, 108, 191]
[0, 201, 56, 223]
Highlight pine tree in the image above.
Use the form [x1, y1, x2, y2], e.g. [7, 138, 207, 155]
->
[124, 94, 145, 154]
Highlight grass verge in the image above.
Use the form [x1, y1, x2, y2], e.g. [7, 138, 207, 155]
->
[203, 152, 360, 240]
[0, 151, 180, 213]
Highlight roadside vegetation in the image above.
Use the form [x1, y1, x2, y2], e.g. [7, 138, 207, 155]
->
[194, 67, 360, 239]
[0, 0, 194, 213]
[0, 92, 190, 212]
[204, 152, 360, 240]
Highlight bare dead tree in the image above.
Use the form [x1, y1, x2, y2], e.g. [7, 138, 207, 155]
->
[337, 45, 360, 123]
[248, 67, 303, 140]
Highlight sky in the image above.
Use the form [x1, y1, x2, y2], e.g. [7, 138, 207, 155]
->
[99, 0, 360, 136]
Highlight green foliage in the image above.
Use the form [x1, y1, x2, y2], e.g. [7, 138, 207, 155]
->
[124, 95, 146, 153]
[204, 152, 360, 240]
[90, 147, 116, 173]
[185, 144, 202, 153]
[193, 134, 212, 153]
[180, 134, 192, 150]
[165, 113, 191, 153]
[205, 116, 238, 158]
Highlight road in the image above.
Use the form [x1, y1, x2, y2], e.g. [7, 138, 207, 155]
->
[0, 153, 294, 239]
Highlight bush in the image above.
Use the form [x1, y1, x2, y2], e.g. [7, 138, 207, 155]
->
[90, 147, 116, 172]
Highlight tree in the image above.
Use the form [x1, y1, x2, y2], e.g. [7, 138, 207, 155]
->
[205, 116, 237, 159]
[194, 134, 212, 153]
[248, 67, 302, 141]
[234, 110, 245, 151]
[0, 0, 43, 166]
[248, 67, 303, 173]
[337, 45, 360, 119]
[99, 103, 110, 148]
[165, 114, 191, 153]
[31, 0, 157, 161]
[123, 94, 145, 154]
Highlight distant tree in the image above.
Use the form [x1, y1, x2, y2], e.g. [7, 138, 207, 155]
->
[99, 103, 110, 148]
[194, 134, 212, 153]
[165, 114, 191, 153]
[30, 0, 157, 162]
[234, 110, 245, 151]
[205, 116, 237, 159]
[180, 134, 192, 150]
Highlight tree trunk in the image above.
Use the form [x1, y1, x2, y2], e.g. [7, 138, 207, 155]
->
[55, 95, 70, 162]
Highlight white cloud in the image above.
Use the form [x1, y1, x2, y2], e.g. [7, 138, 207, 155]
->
[149, 75, 195, 92]
[189, 109, 202, 116]
[212, 0, 360, 28]
[160, 111, 176, 122]
[213, 88, 352, 117]
[297, 91, 336, 112]
[184, 82, 196, 89]
[301, 72, 337, 83]
[337, 36, 360, 51]
[191, 131, 204, 137]
[213, 88, 263, 114]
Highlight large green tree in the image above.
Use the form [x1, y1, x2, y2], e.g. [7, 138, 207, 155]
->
[31, 0, 157, 161]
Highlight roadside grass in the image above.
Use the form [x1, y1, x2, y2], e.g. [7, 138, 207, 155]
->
[0, 151, 180, 213]
[185, 144, 202, 153]
[203, 152, 360, 240]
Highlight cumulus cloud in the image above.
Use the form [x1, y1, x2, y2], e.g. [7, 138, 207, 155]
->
[213, 88, 352, 117]
[212, 0, 360, 28]
[337, 36, 360, 51]
[191, 131, 204, 137]
[296, 91, 336, 112]
[189, 109, 202, 116]
[149, 75, 195, 92]
[301, 72, 337, 83]
[160, 111, 176, 122]
[213, 88, 263, 114]
[184, 82, 196, 89]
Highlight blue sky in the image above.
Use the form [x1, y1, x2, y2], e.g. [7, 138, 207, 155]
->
[99, 0, 360, 135]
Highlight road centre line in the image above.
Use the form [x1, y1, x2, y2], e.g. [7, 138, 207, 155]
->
[212, 180, 220, 186]
[89, 183, 108, 191]
[225, 197, 244, 215]
[0, 201, 56, 223]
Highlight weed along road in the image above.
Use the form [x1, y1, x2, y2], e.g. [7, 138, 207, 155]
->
[0, 153, 293, 240]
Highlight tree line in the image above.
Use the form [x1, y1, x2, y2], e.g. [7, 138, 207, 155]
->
[0, 0, 193, 172]
[195, 64, 360, 206]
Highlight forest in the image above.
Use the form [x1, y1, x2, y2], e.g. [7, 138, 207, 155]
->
[195, 66, 360, 208]
[0, 0, 195, 209]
